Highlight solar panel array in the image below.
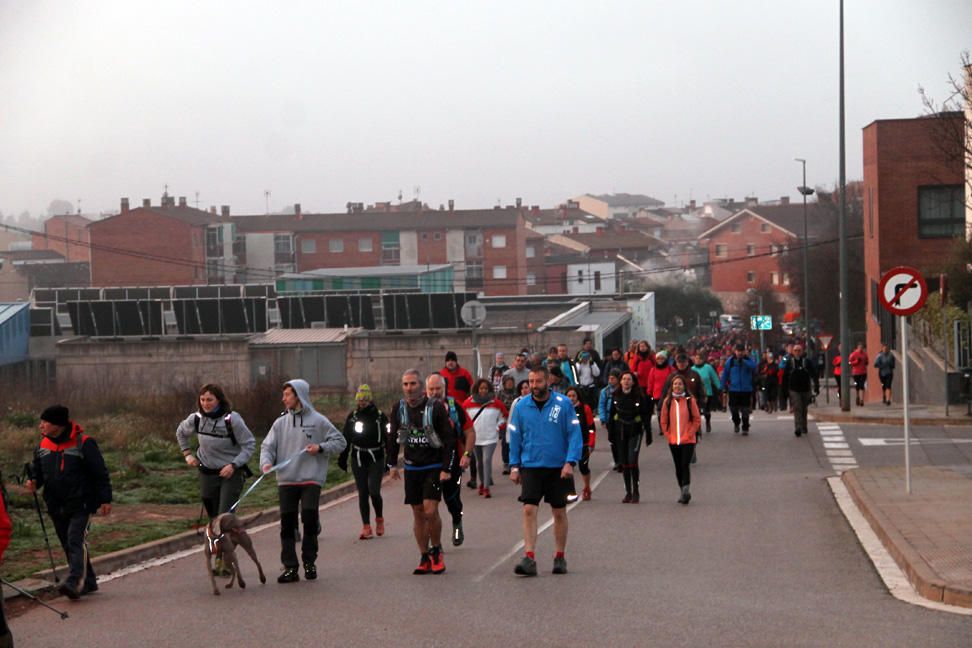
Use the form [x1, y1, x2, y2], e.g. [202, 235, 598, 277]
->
[172, 298, 268, 335]
[277, 295, 375, 329]
[67, 301, 165, 337]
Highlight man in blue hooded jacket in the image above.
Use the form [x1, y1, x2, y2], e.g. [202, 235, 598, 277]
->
[721, 343, 758, 435]
[260, 379, 347, 583]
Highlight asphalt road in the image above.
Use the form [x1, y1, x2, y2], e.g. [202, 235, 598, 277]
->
[10, 410, 972, 647]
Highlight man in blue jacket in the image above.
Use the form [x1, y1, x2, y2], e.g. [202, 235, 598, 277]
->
[508, 366, 583, 577]
[721, 343, 757, 435]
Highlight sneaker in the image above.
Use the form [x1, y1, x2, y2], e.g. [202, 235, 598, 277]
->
[794, 429, 802, 437]
[582, 487, 592, 501]
[429, 547, 446, 574]
[552, 556, 567, 575]
[631, 492, 640, 503]
[59, 582, 81, 600]
[706, 420, 712, 433]
[277, 568, 300, 584]
[375, 517, 385, 536]
[514, 555, 538, 577]
[742, 429, 749, 436]
[566, 492, 579, 503]
[622, 493, 632, 504]
[502, 464, 511, 475]
[467, 480, 477, 490]
[359, 524, 374, 540]
[303, 562, 317, 580]
[478, 485, 485, 496]
[413, 554, 432, 575]
[452, 519, 464, 546]
[80, 582, 99, 595]
[483, 488, 491, 499]
[734, 424, 740, 434]
[613, 465, 623, 473]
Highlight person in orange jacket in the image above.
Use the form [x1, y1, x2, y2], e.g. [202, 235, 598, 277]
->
[660, 375, 702, 505]
[0, 477, 12, 648]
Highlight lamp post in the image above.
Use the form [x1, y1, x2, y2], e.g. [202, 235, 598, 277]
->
[795, 159, 815, 345]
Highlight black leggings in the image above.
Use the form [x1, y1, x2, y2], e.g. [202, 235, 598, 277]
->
[278, 484, 321, 568]
[351, 450, 384, 525]
[442, 460, 464, 524]
[669, 444, 695, 487]
[578, 446, 591, 476]
[620, 428, 643, 496]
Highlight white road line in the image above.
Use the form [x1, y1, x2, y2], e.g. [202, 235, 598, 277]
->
[828, 477, 972, 616]
[97, 490, 360, 584]
[473, 468, 612, 583]
[823, 443, 850, 449]
[829, 458, 859, 465]
[826, 450, 855, 458]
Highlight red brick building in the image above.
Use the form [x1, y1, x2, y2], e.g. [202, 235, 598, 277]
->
[32, 214, 92, 263]
[88, 197, 215, 286]
[863, 113, 966, 399]
[698, 204, 836, 313]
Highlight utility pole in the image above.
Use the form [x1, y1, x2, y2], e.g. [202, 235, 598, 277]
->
[796, 159, 815, 345]
[838, 0, 851, 411]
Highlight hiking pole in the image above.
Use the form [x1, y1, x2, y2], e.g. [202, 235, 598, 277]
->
[22, 463, 60, 583]
[228, 448, 308, 513]
[0, 578, 69, 620]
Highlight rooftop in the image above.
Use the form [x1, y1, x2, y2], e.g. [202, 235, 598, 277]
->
[279, 264, 452, 279]
[233, 206, 522, 233]
[0, 302, 29, 327]
[249, 327, 360, 345]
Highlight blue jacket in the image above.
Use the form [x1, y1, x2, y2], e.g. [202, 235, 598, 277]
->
[720, 356, 757, 394]
[508, 392, 583, 469]
[597, 384, 614, 422]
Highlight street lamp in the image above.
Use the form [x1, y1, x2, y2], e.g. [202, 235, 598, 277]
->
[747, 287, 764, 351]
[795, 159, 815, 345]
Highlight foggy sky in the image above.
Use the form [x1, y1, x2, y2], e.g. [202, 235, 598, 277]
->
[1, 0, 969, 218]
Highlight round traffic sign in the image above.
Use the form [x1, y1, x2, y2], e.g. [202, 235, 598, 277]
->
[878, 266, 928, 316]
[460, 299, 486, 327]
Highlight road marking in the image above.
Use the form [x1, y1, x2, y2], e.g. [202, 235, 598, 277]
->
[828, 477, 972, 616]
[817, 424, 842, 430]
[473, 468, 612, 583]
[823, 442, 849, 449]
[96, 490, 360, 584]
[829, 458, 859, 465]
[826, 450, 854, 458]
[775, 415, 794, 420]
[858, 437, 972, 447]
[816, 423, 862, 476]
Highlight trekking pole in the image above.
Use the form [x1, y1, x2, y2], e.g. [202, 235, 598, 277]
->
[22, 463, 60, 583]
[0, 578, 69, 619]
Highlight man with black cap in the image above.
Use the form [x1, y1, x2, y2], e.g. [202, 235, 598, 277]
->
[25, 405, 113, 600]
[441, 351, 474, 403]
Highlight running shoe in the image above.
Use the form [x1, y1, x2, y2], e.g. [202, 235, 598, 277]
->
[413, 553, 432, 575]
[375, 517, 385, 536]
[429, 547, 446, 574]
[552, 556, 567, 575]
[452, 519, 464, 546]
[514, 556, 537, 577]
[277, 568, 300, 583]
[360, 524, 374, 540]
[303, 562, 317, 580]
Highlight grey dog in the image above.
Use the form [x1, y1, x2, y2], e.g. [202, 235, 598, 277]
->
[203, 512, 267, 595]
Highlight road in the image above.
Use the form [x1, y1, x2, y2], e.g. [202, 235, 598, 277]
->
[10, 411, 972, 647]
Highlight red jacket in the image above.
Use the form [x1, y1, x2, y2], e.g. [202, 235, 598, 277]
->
[631, 353, 654, 388]
[646, 363, 674, 400]
[0, 488, 11, 559]
[441, 365, 474, 403]
[849, 350, 868, 376]
[659, 394, 701, 446]
[574, 403, 596, 449]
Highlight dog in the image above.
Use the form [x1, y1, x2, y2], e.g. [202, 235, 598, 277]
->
[203, 512, 266, 596]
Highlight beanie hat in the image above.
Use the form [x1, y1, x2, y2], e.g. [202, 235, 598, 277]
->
[445, 351, 458, 363]
[355, 384, 373, 402]
[656, 350, 668, 361]
[40, 405, 69, 428]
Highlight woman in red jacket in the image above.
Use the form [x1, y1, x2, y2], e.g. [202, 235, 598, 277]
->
[0, 482, 13, 647]
[646, 350, 674, 435]
[849, 342, 869, 406]
[660, 375, 702, 505]
[565, 387, 596, 501]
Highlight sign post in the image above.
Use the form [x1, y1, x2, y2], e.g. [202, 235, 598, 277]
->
[878, 266, 929, 495]
[460, 300, 487, 378]
[819, 334, 834, 403]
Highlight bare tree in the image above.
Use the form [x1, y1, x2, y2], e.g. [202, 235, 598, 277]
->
[918, 51, 972, 208]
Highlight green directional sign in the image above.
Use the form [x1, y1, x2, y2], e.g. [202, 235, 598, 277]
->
[750, 315, 772, 331]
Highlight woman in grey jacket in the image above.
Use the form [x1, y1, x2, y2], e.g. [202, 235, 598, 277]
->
[260, 379, 347, 583]
[177, 383, 256, 520]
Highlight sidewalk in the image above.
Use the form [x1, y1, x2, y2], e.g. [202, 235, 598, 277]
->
[814, 401, 972, 426]
[842, 466, 972, 608]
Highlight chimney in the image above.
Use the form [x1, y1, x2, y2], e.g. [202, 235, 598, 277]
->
[294, 203, 302, 220]
[210, 206, 217, 215]
[689, 199, 696, 209]
[515, 197, 522, 208]
[178, 196, 187, 207]
[745, 196, 758, 207]
[142, 198, 151, 208]
[780, 196, 790, 205]
[120, 197, 130, 213]
[448, 199, 454, 212]
[220, 205, 230, 221]
[346, 201, 353, 214]
[567, 200, 579, 209]
[531, 205, 540, 214]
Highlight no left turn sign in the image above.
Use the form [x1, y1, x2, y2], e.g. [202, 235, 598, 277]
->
[878, 266, 928, 316]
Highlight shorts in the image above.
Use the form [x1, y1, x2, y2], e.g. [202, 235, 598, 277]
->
[880, 374, 893, 390]
[404, 467, 443, 505]
[518, 467, 570, 508]
[853, 374, 867, 390]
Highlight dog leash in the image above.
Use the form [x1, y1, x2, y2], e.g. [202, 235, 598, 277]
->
[229, 448, 308, 513]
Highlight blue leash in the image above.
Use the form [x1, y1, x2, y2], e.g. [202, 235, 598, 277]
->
[229, 448, 307, 513]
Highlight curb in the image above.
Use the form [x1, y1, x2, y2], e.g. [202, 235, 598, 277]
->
[815, 414, 972, 427]
[9, 479, 358, 601]
[840, 470, 972, 608]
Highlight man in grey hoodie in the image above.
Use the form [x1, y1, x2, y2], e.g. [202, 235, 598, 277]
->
[260, 379, 347, 583]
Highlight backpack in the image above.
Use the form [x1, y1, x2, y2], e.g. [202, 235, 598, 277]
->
[397, 399, 444, 449]
[194, 412, 237, 446]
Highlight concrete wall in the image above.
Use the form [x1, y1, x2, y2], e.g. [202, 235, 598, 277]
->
[345, 329, 591, 393]
[244, 233, 276, 281]
[56, 337, 251, 397]
[400, 231, 419, 266]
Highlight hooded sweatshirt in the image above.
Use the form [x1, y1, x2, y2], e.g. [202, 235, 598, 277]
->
[462, 394, 508, 446]
[176, 409, 255, 470]
[259, 379, 347, 487]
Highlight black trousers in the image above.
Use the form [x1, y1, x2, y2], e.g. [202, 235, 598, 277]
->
[50, 511, 97, 591]
[0, 590, 10, 646]
[351, 450, 384, 525]
[728, 392, 752, 429]
[278, 484, 321, 568]
[442, 460, 464, 524]
[669, 443, 695, 487]
[199, 470, 244, 519]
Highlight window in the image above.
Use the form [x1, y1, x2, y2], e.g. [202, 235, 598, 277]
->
[421, 232, 429, 241]
[328, 238, 344, 253]
[730, 222, 741, 233]
[274, 233, 294, 265]
[465, 230, 484, 258]
[760, 223, 770, 233]
[493, 265, 507, 279]
[358, 237, 373, 252]
[525, 245, 536, 259]
[492, 234, 507, 248]
[466, 262, 484, 288]
[771, 271, 780, 285]
[577, 270, 584, 284]
[746, 244, 756, 257]
[526, 272, 537, 286]
[206, 227, 224, 258]
[381, 231, 400, 265]
[918, 185, 964, 238]
[433, 232, 442, 241]
[594, 271, 602, 291]
[783, 273, 791, 286]
[715, 244, 728, 258]
[301, 239, 316, 254]
[746, 271, 756, 284]
[770, 244, 779, 256]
